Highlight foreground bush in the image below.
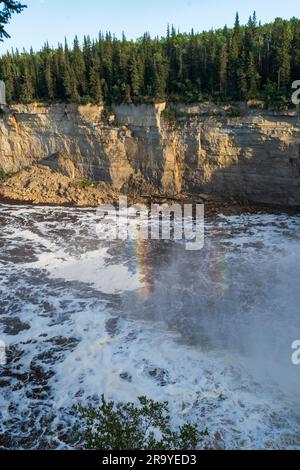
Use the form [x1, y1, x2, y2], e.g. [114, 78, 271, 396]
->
[76, 396, 207, 450]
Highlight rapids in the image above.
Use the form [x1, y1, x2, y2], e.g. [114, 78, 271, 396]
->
[0, 204, 300, 449]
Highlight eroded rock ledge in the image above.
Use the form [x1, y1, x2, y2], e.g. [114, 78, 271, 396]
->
[0, 102, 299, 208]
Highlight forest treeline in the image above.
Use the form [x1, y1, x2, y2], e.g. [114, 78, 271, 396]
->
[1, 12, 300, 108]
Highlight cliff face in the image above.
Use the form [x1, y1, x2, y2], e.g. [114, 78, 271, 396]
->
[0, 102, 299, 207]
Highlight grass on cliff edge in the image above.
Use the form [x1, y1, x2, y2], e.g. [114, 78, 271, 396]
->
[0, 168, 6, 181]
[80, 178, 95, 189]
[74, 396, 208, 450]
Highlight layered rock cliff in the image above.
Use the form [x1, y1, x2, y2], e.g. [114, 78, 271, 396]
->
[0, 102, 299, 207]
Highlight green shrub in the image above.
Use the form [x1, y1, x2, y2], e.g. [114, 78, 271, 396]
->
[80, 179, 95, 189]
[0, 168, 6, 180]
[75, 395, 207, 450]
[263, 82, 290, 111]
[161, 107, 178, 122]
[109, 118, 121, 127]
[225, 106, 242, 117]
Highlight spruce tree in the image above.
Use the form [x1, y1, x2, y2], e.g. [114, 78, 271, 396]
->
[72, 35, 87, 97]
[152, 52, 168, 101]
[128, 51, 142, 101]
[42, 44, 54, 100]
[219, 42, 228, 97]
[19, 60, 34, 103]
[63, 58, 80, 103]
[229, 12, 245, 99]
[0, 13, 298, 108]
[53, 43, 67, 100]
[247, 51, 260, 97]
[271, 19, 291, 91]
[0, 0, 26, 41]
[89, 54, 102, 103]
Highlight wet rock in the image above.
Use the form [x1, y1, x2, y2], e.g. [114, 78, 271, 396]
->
[120, 372, 132, 383]
[0, 317, 31, 336]
[147, 367, 170, 386]
[105, 317, 120, 337]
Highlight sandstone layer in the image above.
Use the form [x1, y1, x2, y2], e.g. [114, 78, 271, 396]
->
[0, 102, 299, 207]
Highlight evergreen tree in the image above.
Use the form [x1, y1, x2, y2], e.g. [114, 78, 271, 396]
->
[83, 35, 93, 83]
[41, 43, 54, 100]
[128, 51, 142, 101]
[0, 54, 13, 100]
[291, 18, 300, 79]
[52, 43, 67, 100]
[63, 56, 80, 103]
[229, 12, 246, 99]
[72, 35, 87, 96]
[271, 19, 291, 91]
[19, 60, 34, 102]
[89, 54, 102, 103]
[247, 51, 260, 97]
[0, 0, 26, 41]
[152, 52, 168, 100]
[219, 42, 228, 97]
[0, 13, 298, 108]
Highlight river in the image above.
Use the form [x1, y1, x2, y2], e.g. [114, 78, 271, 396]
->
[1, 204, 300, 449]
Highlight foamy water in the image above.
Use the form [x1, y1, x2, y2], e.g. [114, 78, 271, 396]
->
[1, 204, 300, 449]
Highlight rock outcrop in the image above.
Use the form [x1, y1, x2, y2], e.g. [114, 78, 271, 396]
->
[0, 102, 299, 207]
[0, 165, 118, 206]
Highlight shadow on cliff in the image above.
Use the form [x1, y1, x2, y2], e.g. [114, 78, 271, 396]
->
[184, 116, 300, 207]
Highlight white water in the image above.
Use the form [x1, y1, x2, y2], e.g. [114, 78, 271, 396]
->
[0, 204, 300, 449]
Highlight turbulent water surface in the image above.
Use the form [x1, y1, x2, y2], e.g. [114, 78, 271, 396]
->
[1, 204, 300, 449]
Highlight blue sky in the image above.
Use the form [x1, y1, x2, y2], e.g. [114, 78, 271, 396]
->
[0, 0, 298, 53]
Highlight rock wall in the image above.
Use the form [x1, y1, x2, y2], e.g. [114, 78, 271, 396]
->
[112, 103, 166, 128]
[0, 102, 299, 206]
